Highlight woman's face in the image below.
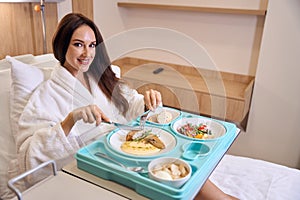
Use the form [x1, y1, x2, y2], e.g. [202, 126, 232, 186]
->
[64, 25, 96, 76]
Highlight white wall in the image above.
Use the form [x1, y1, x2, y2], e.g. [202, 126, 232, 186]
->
[94, 0, 125, 38]
[94, 1, 263, 76]
[57, 0, 72, 21]
[228, 0, 300, 168]
[58, 1, 261, 75]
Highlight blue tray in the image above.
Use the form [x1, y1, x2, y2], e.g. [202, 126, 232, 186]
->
[76, 110, 238, 200]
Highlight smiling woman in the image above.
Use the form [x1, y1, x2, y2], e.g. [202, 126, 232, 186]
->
[2, 12, 239, 200]
[6, 13, 162, 194]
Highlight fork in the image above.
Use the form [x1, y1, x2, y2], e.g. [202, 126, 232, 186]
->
[94, 152, 146, 173]
[139, 110, 151, 130]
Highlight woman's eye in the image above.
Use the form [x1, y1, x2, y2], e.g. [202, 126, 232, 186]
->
[89, 43, 96, 48]
[73, 43, 83, 47]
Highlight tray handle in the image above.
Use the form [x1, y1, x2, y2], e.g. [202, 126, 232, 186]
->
[8, 160, 57, 200]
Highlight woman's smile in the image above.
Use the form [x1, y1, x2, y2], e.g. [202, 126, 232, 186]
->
[77, 57, 91, 66]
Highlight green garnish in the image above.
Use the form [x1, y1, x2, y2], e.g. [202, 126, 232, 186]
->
[133, 130, 152, 141]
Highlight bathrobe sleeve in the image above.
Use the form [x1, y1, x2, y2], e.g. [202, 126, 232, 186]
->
[15, 66, 87, 185]
[16, 82, 80, 185]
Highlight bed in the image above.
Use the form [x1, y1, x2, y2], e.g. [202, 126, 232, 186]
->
[0, 54, 300, 200]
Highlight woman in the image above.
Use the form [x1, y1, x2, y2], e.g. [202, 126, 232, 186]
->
[12, 13, 237, 200]
[11, 13, 161, 187]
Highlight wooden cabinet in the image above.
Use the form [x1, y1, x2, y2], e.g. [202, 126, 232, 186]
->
[113, 57, 254, 129]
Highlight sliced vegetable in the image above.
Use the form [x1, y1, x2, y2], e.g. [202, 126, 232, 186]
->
[177, 122, 213, 139]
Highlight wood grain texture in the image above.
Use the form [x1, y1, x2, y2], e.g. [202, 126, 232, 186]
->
[113, 57, 255, 125]
[0, 3, 58, 59]
[72, 0, 93, 20]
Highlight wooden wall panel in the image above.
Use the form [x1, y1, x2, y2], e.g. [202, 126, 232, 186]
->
[0, 3, 33, 59]
[72, 0, 93, 20]
[0, 3, 58, 59]
[31, 3, 58, 55]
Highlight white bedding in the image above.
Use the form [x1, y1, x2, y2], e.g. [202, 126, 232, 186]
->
[211, 154, 300, 200]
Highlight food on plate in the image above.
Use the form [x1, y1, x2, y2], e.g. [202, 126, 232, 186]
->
[148, 157, 191, 188]
[121, 141, 161, 155]
[121, 130, 165, 155]
[157, 110, 173, 124]
[126, 130, 165, 149]
[148, 110, 173, 124]
[177, 122, 214, 139]
[151, 162, 189, 180]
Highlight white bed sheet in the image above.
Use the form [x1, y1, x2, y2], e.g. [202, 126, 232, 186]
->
[210, 154, 300, 200]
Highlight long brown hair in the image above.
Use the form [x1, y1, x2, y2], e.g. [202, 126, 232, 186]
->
[52, 13, 129, 115]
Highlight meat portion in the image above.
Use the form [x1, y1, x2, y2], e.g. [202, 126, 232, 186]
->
[144, 135, 165, 149]
[125, 130, 139, 141]
[125, 130, 165, 149]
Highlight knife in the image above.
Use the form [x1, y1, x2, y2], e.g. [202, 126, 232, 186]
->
[104, 121, 142, 131]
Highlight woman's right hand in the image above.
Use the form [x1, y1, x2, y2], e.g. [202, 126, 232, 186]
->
[61, 105, 110, 136]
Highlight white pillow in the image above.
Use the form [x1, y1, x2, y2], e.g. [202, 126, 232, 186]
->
[7, 56, 46, 138]
[0, 54, 35, 71]
[6, 56, 56, 138]
[111, 64, 121, 78]
[0, 56, 56, 199]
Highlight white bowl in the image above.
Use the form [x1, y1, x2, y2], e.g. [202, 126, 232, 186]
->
[146, 107, 181, 125]
[148, 157, 191, 188]
[172, 117, 226, 140]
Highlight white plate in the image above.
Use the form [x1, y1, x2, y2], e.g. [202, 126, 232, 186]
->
[171, 117, 226, 140]
[108, 127, 177, 157]
[146, 107, 181, 125]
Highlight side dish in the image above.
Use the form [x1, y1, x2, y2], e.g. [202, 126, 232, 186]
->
[177, 123, 214, 139]
[147, 110, 173, 124]
[151, 162, 189, 180]
[148, 157, 192, 188]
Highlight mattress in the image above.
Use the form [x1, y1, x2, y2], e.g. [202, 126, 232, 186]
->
[210, 154, 300, 200]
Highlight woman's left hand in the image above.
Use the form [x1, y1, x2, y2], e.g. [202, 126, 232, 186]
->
[143, 89, 162, 111]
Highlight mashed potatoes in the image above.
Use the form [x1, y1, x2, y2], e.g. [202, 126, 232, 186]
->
[121, 141, 161, 155]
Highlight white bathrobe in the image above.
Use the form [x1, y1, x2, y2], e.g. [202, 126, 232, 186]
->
[12, 64, 144, 186]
